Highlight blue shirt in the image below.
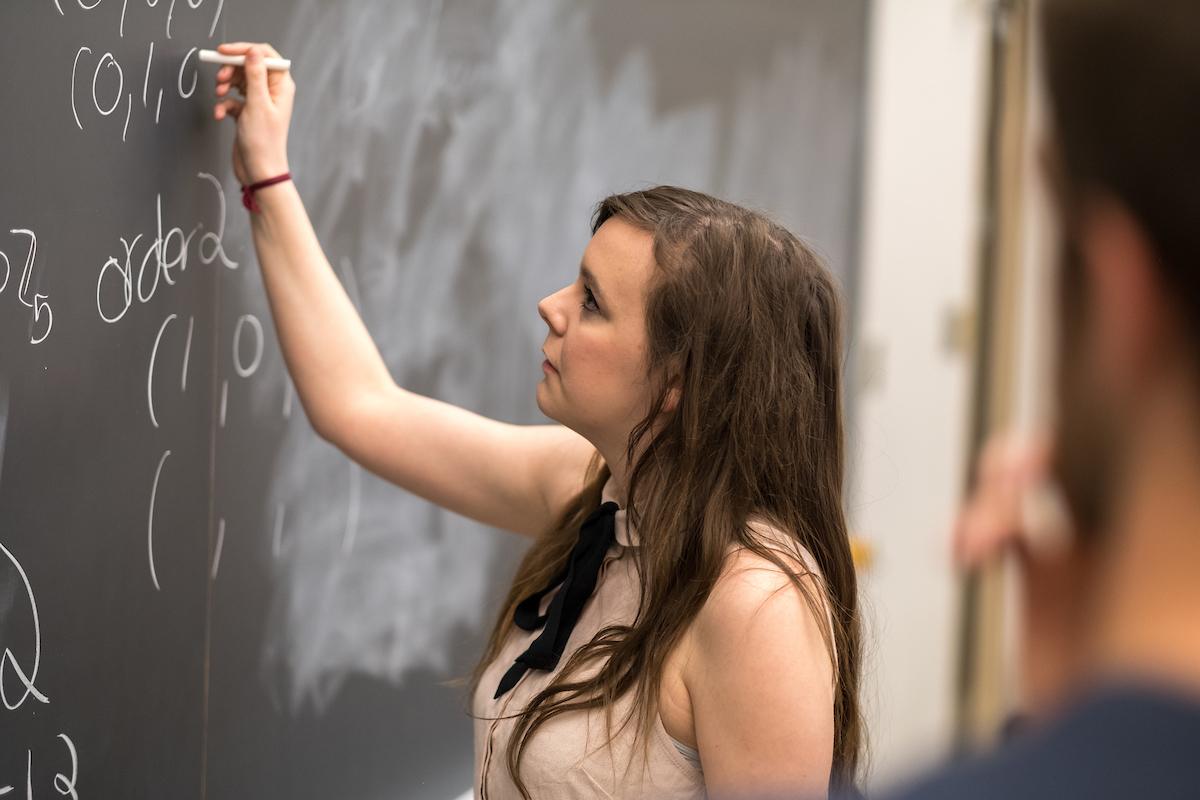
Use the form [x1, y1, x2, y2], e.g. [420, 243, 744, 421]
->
[875, 686, 1200, 800]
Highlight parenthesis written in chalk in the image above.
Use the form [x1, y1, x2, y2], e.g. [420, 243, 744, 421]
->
[148, 313, 177, 428]
[148, 449, 171, 591]
[72, 47, 92, 130]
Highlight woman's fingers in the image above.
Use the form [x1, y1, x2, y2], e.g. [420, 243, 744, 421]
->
[211, 41, 293, 182]
[242, 45, 274, 105]
[215, 75, 247, 96]
[214, 61, 247, 101]
[214, 97, 244, 121]
[213, 43, 280, 99]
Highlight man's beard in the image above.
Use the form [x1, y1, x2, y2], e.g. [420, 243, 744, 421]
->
[1052, 239, 1124, 541]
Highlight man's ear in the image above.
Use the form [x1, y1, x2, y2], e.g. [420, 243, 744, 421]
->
[1077, 195, 1172, 401]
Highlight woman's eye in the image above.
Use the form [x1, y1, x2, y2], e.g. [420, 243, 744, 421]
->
[582, 286, 599, 312]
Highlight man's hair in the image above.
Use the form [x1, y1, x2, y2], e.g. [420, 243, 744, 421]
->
[1042, 0, 1200, 339]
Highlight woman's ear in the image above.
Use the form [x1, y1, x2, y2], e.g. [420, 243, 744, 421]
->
[660, 373, 683, 415]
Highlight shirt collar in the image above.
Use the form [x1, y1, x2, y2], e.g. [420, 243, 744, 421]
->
[601, 477, 638, 548]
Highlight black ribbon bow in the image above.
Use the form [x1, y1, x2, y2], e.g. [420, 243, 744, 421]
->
[494, 501, 620, 699]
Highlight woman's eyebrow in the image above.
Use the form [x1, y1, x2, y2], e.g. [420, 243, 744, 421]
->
[580, 264, 608, 306]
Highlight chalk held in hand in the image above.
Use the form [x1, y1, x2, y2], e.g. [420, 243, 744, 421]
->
[199, 49, 291, 71]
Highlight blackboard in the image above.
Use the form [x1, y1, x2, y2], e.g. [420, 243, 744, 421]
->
[0, 1, 869, 798]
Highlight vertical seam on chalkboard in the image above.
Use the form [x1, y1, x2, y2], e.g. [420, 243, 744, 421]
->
[199, 238, 221, 800]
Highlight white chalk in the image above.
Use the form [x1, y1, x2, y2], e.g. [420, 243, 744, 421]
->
[199, 49, 291, 71]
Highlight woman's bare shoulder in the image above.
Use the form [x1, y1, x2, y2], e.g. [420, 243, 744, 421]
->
[690, 523, 830, 659]
[678, 520, 837, 792]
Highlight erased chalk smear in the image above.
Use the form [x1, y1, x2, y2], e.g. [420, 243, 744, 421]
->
[259, 0, 862, 715]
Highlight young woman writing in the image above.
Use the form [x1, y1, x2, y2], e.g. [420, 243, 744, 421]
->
[213, 42, 863, 800]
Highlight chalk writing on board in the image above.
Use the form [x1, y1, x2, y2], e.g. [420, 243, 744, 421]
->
[54, 734, 79, 800]
[179, 47, 198, 98]
[0, 751, 27, 798]
[123, 92, 133, 141]
[142, 42, 153, 107]
[98, 176, 235, 324]
[147, 449, 171, 591]
[96, 238, 136, 323]
[208, 0, 225, 37]
[233, 315, 263, 378]
[0, 735, 80, 799]
[70, 47, 91, 130]
[148, 313, 178, 428]
[7, 229, 52, 345]
[146, 311, 194, 425]
[64, 0, 227, 138]
[93, 52, 123, 117]
[156, 195, 199, 293]
[0, 540, 49, 710]
[197, 172, 238, 269]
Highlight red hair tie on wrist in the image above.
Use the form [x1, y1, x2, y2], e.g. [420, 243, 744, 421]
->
[241, 172, 292, 214]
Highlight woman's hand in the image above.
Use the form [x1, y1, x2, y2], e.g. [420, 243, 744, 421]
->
[212, 42, 295, 186]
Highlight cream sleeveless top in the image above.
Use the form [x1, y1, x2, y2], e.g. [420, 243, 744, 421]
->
[472, 480, 833, 799]
[472, 479, 706, 800]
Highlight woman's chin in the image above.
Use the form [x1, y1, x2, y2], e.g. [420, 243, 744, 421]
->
[535, 383, 558, 422]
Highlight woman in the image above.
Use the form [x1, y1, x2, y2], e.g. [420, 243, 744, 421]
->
[213, 43, 862, 799]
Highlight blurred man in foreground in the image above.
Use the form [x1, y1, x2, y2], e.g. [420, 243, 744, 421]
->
[878, 0, 1200, 797]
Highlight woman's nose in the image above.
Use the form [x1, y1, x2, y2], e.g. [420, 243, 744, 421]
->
[538, 288, 569, 335]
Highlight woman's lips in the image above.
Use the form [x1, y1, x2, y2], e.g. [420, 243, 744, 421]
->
[542, 359, 557, 374]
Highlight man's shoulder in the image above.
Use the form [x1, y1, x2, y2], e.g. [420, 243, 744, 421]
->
[877, 685, 1200, 800]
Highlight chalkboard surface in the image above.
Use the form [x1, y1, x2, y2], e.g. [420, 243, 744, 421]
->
[0, 1, 868, 797]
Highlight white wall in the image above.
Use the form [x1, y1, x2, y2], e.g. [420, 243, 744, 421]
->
[851, 0, 990, 790]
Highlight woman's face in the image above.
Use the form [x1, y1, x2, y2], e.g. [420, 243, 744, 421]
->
[537, 216, 659, 454]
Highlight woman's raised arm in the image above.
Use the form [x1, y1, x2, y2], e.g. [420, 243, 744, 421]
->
[213, 43, 594, 537]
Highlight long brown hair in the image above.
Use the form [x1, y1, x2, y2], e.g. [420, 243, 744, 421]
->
[474, 186, 863, 795]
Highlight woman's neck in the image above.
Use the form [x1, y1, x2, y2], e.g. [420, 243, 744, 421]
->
[599, 449, 628, 504]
